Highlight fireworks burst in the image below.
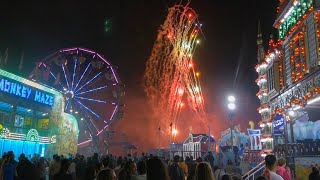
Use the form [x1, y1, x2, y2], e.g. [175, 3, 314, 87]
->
[144, 2, 206, 138]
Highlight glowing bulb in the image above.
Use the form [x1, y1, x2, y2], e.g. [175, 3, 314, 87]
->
[228, 103, 236, 110]
[228, 96, 236, 102]
[172, 128, 178, 135]
[180, 102, 184, 107]
[196, 72, 200, 77]
[188, 63, 193, 68]
[178, 88, 184, 96]
[81, 118, 84, 121]
[196, 40, 200, 44]
[188, 13, 192, 18]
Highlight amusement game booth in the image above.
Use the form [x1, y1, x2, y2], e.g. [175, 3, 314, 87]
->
[183, 133, 215, 160]
[0, 69, 78, 158]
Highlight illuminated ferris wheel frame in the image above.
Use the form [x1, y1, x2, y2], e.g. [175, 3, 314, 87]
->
[29, 47, 123, 146]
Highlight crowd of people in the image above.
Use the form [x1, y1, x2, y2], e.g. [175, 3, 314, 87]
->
[0, 150, 244, 180]
[1, 150, 320, 180]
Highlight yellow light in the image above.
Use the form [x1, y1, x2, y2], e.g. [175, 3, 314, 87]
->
[196, 72, 200, 77]
[172, 128, 178, 135]
[196, 40, 200, 44]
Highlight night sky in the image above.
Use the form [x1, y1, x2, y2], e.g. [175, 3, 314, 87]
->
[0, 0, 279, 150]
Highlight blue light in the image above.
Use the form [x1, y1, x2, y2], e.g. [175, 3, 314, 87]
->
[62, 65, 70, 89]
[75, 96, 107, 104]
[76, 100, 100, 118]
[71, 59, 78, 90]
[0, 139, 42, 160]
[75, 72, 102, 93]
[0, 78, 54, 106]
[74, 63, 91, 91]
[76, 85, 108, 95]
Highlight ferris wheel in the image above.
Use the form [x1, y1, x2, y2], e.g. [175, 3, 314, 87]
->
[29, 47, 124, 147]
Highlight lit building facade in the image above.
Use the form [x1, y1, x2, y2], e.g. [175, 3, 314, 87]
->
[256, 0, 320, 155]
[0, 69, 78, 158]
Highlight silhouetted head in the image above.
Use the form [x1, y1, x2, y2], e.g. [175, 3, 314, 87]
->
[146, 157, 170, 180]
[265, 154, 277, 171]
[194, 162, 214, 180]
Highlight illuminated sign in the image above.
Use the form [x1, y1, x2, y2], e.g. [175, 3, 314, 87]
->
[248, 129, 261, 135]
[278, 0, 313, 39]
[0, 128, 56, 144]
[273, 114, 285, 136]
[0, 77, 54, 106]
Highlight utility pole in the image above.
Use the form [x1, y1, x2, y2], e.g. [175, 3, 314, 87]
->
[208, 126, 211, 152]
[158, 127, 161, 156]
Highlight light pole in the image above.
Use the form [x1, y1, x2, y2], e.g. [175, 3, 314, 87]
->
[227, 95, 236, 160]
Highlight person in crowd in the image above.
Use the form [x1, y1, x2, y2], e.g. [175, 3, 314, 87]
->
[16, 154, 39, 180]
[85, 165, 96, 180]
[217, 154, 224, 169]
[97, 168, 117, 180]
[213, 166, 225, 180]
[53, 159, 72, 180]
[309, 166, 320, 180]
[38, 157, 49, 180]
[92, 153, 100, 166]
[225, 160, 234, 175]
[118, 168, 128, 180]
[146, 157, 170, 180]
[2, 152, 17, 180]
[7, 151, 17, 167]
[178, 157, 188, 177]
[126, 160, 137, 179]
[197, 157, 203, 163]
[276, 158, 290, 180]
[0, 154, 8, 179]
[132, 160, 146, 180]
[221, 174, 232, 180]
[169, 155, 184, 180]
[49, 155, 61, 180]
[262, 154, 283, 180]
[95, 163, 104, 178]
[187, 161, 197, 180]
[239, 156, 251, 175]
[206, 151, 215, 169]
[194, 162, 215, 180]
[68, 158, 77, 180]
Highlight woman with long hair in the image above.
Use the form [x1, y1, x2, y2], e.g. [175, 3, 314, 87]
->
[146, 157, 170, 180]
[194, 162, 215, 180]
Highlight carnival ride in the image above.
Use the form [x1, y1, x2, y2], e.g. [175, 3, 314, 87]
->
[29, 47, 124, 153]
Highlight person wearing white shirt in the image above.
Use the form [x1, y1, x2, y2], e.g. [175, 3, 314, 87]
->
[262, 155, 284, 180]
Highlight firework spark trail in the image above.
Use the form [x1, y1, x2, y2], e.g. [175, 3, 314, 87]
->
[144, 2, 207, 136]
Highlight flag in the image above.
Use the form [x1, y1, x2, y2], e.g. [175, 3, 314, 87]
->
[3, 48, 8, 65]
[18, 51, 24, 70]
